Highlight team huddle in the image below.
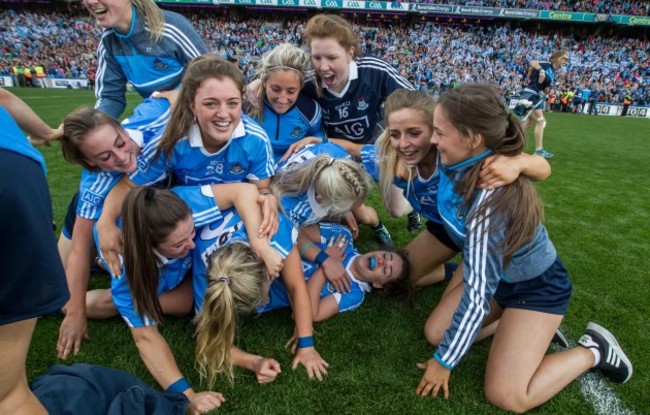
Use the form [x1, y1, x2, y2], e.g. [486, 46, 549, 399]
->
[0, 1, 634, 414]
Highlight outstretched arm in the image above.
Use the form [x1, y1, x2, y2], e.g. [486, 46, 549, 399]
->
[0, 87, 61, 145]
[131, 326, 225, 413]
[231, 346, 281, 384]
[479, 153, 550, 190]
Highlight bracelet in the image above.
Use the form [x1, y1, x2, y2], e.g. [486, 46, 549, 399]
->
[314, 250, 329, 266]
[298, 335, 315, 349]
[300, 241, 314, 257]
[166, 377, 191, 393]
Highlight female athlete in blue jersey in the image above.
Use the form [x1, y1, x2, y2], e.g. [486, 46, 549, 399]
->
[279, 222, 411, 322]
[56, 97, 171, 360]
[96, 55, 279, 278]
[192, 207, 329, 385]
[417, 84, 632, 411]
[515, 50, 568, 158]
[368, 89, 551, 288]
[247, 43, 327, 164]
[90, 183, 278, 413]
[83, 0, 207, 118]
[272, 153, 374, 293]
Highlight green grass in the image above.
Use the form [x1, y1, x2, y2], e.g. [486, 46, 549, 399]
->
[11, 87, 650, 414]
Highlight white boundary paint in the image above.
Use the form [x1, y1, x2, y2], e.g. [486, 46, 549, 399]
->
[579, 371, 635, 415]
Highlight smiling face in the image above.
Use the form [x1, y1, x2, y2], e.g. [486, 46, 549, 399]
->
[388, 108, 434, 167]
[353, 251, 404, 288]
[82, 0, 132, 33]
[431, 105, 484, 166]
[156, 215, 196, 259]
[191, 77, 242, 153]
[310, 37, 353, 94]
[78, 123, 140, 173]
[264, 69, 301, 114]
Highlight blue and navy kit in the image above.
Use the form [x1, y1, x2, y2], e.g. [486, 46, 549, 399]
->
[434, 150, 559, 370]
[95, 7, 207, 117]
[519, 61, 556, 105]
[261, 222, 370, 314]
[192, 210, 297, 312]
[303, 56, 413, 144]
[76, 97, 170, 221]
[130, 115, 274, 186]
[277, 143, 352, 228]
[98, 185, 221, 328]
[360, 143, 442, 223]
[258, 93, 327, 163]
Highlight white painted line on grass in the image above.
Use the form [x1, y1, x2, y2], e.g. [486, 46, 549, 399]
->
[22, 96, 88, 99]
[579, 371, 635, 415]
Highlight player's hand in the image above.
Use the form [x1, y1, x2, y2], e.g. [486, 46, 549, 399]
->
[97, 220, 123, 277]
[416, 358, 451, 399]
[256, 244, 284, 280]
[252, 356, 282, 384]
[152, 89, 179, 108]
[322, 235, 351, 293]
[57, 311, 90, 359]
[342, 212, 359, 239]
[280, 136, 323, 162]
[293, 347, 329, 381]
[186, 390, 225, 415]
[479, 154, 521, 190]
[257, 193, 279, 238]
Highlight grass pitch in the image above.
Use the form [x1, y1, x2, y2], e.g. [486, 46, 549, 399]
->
[11, 87, 649, 414]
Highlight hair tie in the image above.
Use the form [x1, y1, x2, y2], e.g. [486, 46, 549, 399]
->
[217, 276, 230, 285]
[144, 187, 156, 201]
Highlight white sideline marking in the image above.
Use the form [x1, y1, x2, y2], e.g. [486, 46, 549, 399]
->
[579, 371, 635, 415]
[22, 96, 86, 99]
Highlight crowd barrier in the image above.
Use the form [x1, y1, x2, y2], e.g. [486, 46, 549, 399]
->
[508, 98, 650, 119]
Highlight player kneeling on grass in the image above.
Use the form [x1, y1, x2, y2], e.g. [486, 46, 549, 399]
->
[417, 84, 632, 412]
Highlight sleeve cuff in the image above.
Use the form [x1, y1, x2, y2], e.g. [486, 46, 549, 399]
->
[433, 352, 454, 370]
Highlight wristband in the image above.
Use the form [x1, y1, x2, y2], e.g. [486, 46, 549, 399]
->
[300, 241, 314, 257]
[314, 250, 329, 266]
[166, 377, 191, 393]
[298, 335, 315, 349]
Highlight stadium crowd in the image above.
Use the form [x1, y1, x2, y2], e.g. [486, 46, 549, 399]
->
[1, 7, 648, 106]
[411, 0, 649, 16]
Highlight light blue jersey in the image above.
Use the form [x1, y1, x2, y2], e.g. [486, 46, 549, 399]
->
[258, 93, 327, 164]
[77, 97, 171, 220]
[360, 144, 442, 223]
[435, 150, 557, 370]
[261, 223, 370, 314]
[192, 211, 297, 312]
[277, 143, 352, 228]
[97, 185, 219, 328]
[95, 7, 207, 118]
[130, 115, 274, 186]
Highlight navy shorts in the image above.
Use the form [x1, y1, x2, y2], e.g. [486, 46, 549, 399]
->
[62, 191, 79, 239]
[426, 220, 461, 252]
[0, 150, 69, 324]
[493, 257, 572, 315]
[519, 90, 542, 107]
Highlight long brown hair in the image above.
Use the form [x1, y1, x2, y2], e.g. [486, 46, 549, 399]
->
[155, 55, 245, 161]
[437, 83, 543, 266]
[122, 187, 192, 323]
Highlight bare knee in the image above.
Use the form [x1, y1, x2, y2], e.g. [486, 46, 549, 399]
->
[484, 385, 529, 414]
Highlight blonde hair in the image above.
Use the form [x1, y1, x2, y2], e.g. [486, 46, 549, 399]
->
[271, 155, 371, 223]
[249, 43, 310, 120]
[156, 55, 245, 160]
[133, 0, 165, 42]
[377, 89, 435, 211]
[194, 243, 268, 387]
[303, 14, 360, 98]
